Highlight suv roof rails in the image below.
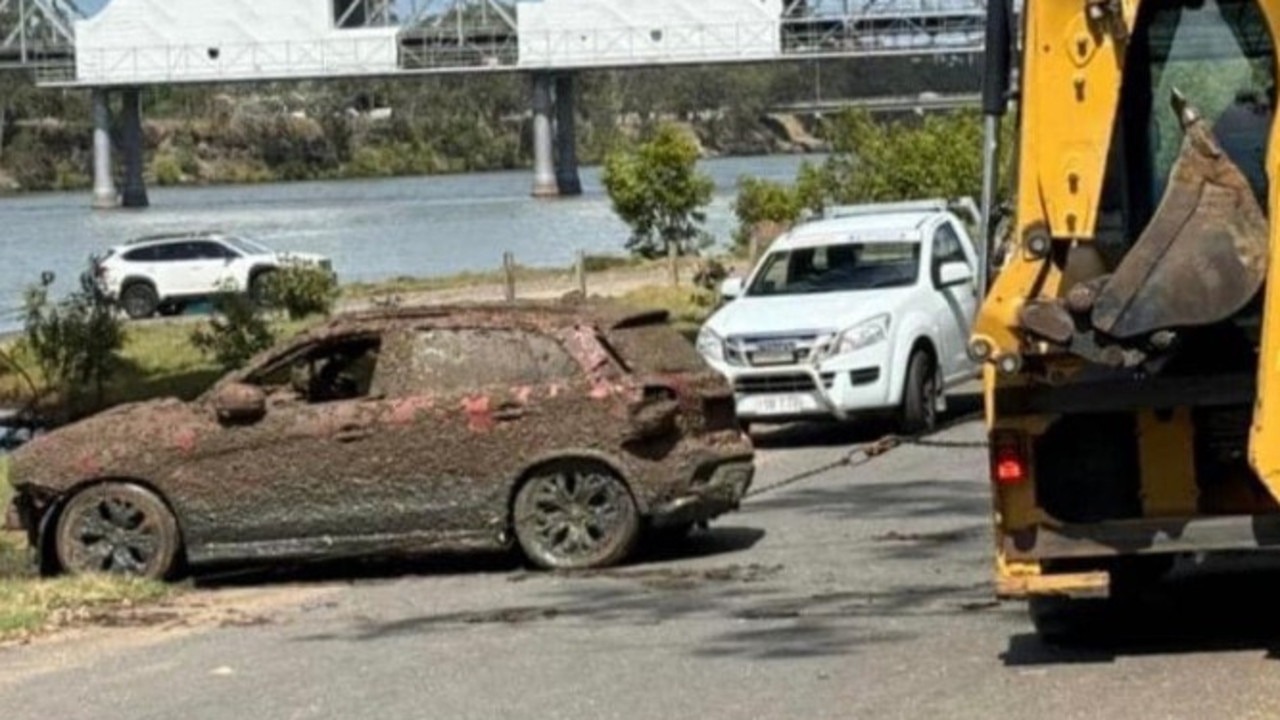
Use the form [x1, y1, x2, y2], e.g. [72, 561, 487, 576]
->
[820, 197, 980, 227]
[125, 230, 225, 245]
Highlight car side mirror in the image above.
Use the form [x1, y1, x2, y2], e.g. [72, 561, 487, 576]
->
[212, 382, 267, 424]
[720, 277, 745, 301]
[936, 261, 974, 288]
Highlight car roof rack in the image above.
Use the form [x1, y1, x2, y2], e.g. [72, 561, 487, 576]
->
[821, 197, 980, 228]
[125, 230, 225, 245]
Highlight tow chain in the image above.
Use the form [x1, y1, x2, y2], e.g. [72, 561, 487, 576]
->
[742, 410, 988, 500]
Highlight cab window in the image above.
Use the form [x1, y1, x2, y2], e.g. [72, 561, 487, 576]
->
[406, 327, 580, 392]
[250, 335, 383, 404]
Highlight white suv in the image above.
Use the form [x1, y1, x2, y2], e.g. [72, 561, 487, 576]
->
[92, 232, 334, 319]
[697, 199, 983, 433]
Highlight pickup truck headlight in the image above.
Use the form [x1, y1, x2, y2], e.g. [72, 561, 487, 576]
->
[820, 314, 891, 359]
[696, 326, 725, 362]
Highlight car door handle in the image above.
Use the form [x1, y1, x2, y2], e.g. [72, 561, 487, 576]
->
[335, 426, 373, 443]
[493, 404, 526, 421]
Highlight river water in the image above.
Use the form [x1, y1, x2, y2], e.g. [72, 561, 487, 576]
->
[0, 154, 818, 328]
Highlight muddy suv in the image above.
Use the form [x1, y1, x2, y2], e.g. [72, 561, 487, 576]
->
[5, 303, 754, 579]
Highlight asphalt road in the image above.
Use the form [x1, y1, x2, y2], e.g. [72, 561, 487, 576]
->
[5, 399, 1280, 719]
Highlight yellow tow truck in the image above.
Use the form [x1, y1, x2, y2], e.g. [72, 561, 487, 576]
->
[972, 0, 1278, 636]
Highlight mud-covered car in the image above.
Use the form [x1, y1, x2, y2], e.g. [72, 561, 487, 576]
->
[4, 302, 754, 579]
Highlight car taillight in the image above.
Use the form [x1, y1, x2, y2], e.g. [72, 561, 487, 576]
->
[991, 431, 1027, 486]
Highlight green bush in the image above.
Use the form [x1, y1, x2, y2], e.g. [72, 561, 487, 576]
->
[262, 260, 340, 321]
[601, 123, 715, 260]
[21, 261, 124, 414]
[807, 108, 1014, 208]
[152, 151, 184, 186]
[190, 286, 276, 371]
[731, 176, 804, 249]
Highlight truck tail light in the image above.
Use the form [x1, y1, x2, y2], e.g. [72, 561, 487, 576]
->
[991, 430, 1027, 486]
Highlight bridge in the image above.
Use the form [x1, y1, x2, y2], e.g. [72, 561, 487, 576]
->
[0, 0, 989, 208]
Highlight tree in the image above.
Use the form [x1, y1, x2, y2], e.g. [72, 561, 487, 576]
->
[601, 123, 714, 282]
[22, 260, 125, 418]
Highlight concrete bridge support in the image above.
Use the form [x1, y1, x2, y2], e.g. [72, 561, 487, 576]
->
[530, 71, 582, 198]
[119, 88, 149, 209]
[90, 89, 116, 209]
[531, 72, 558, 198]
[553, 74, 582, 196]
[90, 87, 150, 209]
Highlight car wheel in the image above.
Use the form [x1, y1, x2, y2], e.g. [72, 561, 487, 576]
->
[899, 349, 939, 435]
[513, 460, 640, 570]
[249, 270, 275, 307]
[120, 283, 159, 320]
[54, 482, 182, 580]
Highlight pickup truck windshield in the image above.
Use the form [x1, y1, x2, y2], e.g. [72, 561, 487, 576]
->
[747, 242, 921, 297]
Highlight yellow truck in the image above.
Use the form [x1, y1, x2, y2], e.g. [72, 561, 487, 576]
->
[973, 0, 1277, 637]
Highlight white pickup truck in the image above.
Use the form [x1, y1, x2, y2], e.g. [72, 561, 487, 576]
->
[696, 199, 983, 433]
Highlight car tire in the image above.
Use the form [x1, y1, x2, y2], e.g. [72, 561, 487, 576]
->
[249, 270, 275, 307]
[899, 349, 939, 435]
[54, 482, 182, 580]
[120, 283, 159, 320]
[513, 460, 640, 571]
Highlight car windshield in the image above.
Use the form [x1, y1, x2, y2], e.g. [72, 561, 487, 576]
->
[222, 235, 275, 256]
[602, 322, 707, 375]
[746, 241, 921, 297]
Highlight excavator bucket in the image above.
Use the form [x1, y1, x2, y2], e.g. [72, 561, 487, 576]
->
[1091, 91, 1269, 341]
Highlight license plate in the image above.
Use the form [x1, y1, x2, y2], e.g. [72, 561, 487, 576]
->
[752, 351, 795, 366]
[749, 394, 811, 416]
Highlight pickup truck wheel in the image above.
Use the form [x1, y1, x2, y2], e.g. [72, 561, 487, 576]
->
[55, 482, 182, 580]
[513, 461, 639, 570]
[120, 283, 159, 320]
[899, 350, 939, 434]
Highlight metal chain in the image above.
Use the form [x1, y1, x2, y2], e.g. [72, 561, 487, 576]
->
[743, 410, 988, 500]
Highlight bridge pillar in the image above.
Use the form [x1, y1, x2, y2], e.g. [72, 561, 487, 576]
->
[119, 87, 149, 209]
[531, 72, 558, 198]
[553, 73, 582, 197]
[90, 89, 116, 209]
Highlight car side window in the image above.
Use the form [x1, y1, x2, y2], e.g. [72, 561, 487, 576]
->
[123, 246, 157, 262]
[932, 223, 968, 267]
[250, 335, 384, 404]
[155, 242, 195, 262]
[407, 327, 579, 393]
[191, 241, 233, 260]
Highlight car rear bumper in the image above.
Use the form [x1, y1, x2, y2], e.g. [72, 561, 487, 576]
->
[650, 458, 754, 527]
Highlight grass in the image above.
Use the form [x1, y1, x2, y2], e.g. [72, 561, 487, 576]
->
[341, 254, 653, 299]
[0, 458, 175, 641]
[0, 316, 318, 412]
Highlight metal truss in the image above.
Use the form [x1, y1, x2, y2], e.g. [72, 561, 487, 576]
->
[398, 0, 518, 70]
[334, 0, 397, 28]
[781, 0, 986, 57]
[0, 0, 82, 67]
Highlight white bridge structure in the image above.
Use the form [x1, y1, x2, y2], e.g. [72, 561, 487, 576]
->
[0, 0, 988, 207]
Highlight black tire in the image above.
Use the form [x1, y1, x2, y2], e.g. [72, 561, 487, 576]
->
[120, 282, 159, 320]
[157, 301, 185, 317]
[513, 460, 640, 570]
[648, 521, 696, 547]
[899, 349, 940, 434]
[54, 482, 182, 580]
[249, 270, 275, 307]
